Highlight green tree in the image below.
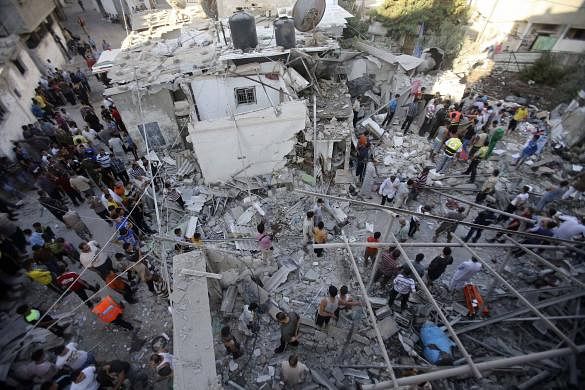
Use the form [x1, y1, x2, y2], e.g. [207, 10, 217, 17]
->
[374, 0, 470, 55]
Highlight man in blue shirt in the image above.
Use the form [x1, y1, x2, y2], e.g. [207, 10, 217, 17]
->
[381, 94, 400, 128]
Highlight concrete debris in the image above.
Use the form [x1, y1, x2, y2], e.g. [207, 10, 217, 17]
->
[310, 369, 337, 390]
[263, 264, 297, 292]
[342, 368, 370, 380]
[220, 286, 237, 315]
[369, 316, 398, 340]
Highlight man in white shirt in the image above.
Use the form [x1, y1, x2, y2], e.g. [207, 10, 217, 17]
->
[378, 175, 400, 205]
[301, 211, 314, 248]
[281, 354, 308, 388]
[70, 365, 100, 390]
[238, 303, 258, 337]
[554, 215, 585, 240]
[79, 241, 113, 278]
[449, 257, 482, 290]
[498, 185, 530, 222]
[55, 342, 94, 371]
[388, 268, 416, 312]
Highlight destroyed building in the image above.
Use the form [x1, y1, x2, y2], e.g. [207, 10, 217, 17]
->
[1, 1, 585, 390]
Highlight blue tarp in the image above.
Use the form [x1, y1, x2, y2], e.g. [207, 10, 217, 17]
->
[420, 321, 455, 365]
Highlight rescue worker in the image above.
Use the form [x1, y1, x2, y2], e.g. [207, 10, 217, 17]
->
[435, 131, 463, 174]
[447, 106, 462, 133]
[91, 295, 134, 330]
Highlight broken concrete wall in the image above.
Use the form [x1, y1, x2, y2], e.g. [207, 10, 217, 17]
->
[191, 75, 283, 121]
[172, 250, 219, 390]
[109, 86, 179, 153]
[188, 100, 307, 183]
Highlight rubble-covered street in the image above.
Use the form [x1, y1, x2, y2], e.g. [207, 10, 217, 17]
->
[0, 1, 584, 390]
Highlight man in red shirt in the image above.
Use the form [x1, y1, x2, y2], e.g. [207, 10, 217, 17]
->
[364, 231, 381, 266]
[56, 270, 99, 308]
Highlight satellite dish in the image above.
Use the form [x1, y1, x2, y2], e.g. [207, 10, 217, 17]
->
[292, 0, 326, 32]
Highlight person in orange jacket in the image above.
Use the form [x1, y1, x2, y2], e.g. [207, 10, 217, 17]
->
[92, 295, 134, 330]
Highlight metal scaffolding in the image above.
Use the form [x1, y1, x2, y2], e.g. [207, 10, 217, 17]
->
[389, 233, 483, 379]
[341, 233, 400, 389]
[294, 189, 583, 247]
[451, 235, 579, 351]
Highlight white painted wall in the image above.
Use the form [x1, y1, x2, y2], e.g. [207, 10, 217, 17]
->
[191, 75, 282, 121]
[101, 0, 119, 15]
[34, 31, 67, 69]
[552, 38, 585, 52]
[109, 86, 178, 152]
[0, 47, 43, 159]
[189, 100, 307, 183]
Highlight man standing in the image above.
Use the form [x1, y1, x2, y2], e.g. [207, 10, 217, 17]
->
[379, 175, 400, 205]
[301, 211, 314, 248]
[462, 141, 489, 183]
[238, 302, 258, 337]
[92, 295, 134, 330]
[426, 247, 454, 285]
[56, 270, 99, 308]
[381, 94, 400, 128]
[486, 121, 505, 157]
[497, 185, 530, 223]
[352, 96, 361, 128]
[449, 257, 482, 290]
[281, 354, 308, 388]
[462, 205, 498, 243]
[364, 231, 381, 265]
[432, 206, 466, 242]
[312, 222, 327, 258]
[435, 132, 462, 174]
[312, 198, 325, 227]
[256, 223, 273, 264]
[355, 143, 370, 183]
[38, 190, 66, 222]
[79, 241, 113, 278]
[388, 268, 416, 313]
[374, 248, 401, 285]
[274, 311, 301, 353]
[401, 100, 419, 134]
[476, 169, 499, 204]
[536, 181, 569, 212]
[70, 174, 94, 197]
[63, 209, 93, 241]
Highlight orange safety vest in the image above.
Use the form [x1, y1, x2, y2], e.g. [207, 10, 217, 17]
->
[92, 295, 123, 323]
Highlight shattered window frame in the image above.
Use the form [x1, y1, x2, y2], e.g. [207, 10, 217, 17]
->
[234, 87, 256, 105]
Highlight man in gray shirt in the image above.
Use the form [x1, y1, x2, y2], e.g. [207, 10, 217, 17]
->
[274, 311, 300, 353]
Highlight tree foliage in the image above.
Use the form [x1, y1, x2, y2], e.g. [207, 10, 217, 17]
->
[373, 0, 471, 56]
[375, 0, 470, 34]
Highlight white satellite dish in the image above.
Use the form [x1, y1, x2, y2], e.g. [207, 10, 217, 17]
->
[291, 0, 326, 32]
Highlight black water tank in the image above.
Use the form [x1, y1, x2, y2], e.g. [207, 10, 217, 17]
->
[274, 16, 296, 49]
[229, 9, 258, 51]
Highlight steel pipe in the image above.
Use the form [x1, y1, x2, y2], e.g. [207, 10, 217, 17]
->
[390, 233, 483, 379]
[504, 235, 585, 289]
[294, 189, 583, 246]
[427, 188, 534, 223]
[452, 236, 579, 352]
[361, 344, 585, 389]
[341, 234, 399, 389]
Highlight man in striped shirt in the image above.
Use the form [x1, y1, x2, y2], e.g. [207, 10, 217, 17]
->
[96, 149, 114, 177]
[388, 267, 416, 312]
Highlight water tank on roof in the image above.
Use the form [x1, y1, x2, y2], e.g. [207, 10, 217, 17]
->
[229, 9, 258, 51]
[274, 16, 296, 49]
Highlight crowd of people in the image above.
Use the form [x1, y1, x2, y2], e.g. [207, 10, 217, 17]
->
[0, 43, 184, 386]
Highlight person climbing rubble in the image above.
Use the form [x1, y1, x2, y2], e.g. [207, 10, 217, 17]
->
[426, 247, 454, 286]
[388, 267, 416, 313]
[315, 285, 339, 329]
[432, 207, 466, 242]
[274, 311, 300, 354]
[449, 257, 482, 290]
[256, 222, 274, 264]
[280, 354, 308, 388]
